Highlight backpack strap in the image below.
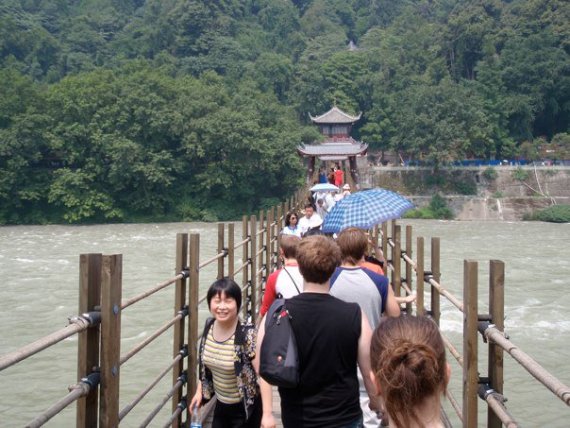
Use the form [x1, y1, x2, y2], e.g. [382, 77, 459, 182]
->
[282, 267, 301, 295]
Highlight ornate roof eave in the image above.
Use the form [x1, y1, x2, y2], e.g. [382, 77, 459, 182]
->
[297, 142, 368, 157]
[309, 106, 362, 124]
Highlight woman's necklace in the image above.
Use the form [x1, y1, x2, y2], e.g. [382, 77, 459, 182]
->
[212, 320, 237, 343]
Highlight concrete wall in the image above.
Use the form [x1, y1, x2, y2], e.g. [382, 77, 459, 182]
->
[358, 163, 570, 221]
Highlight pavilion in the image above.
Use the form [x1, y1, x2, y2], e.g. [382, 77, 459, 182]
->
[297, 106, 368, 186]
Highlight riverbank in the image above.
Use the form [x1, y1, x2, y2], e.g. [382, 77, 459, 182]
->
[359, 165, 570, 221]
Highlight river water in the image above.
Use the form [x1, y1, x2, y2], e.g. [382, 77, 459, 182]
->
[0, 220, 569, 427]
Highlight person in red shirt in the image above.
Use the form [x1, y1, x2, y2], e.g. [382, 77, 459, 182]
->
[334, 166, 344, 187]
[259, 235, 303, 317]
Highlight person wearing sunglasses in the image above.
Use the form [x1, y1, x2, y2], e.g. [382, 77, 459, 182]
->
[282, 211, 302, 237]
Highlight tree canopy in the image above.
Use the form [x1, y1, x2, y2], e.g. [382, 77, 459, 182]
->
[0, 0, 568, 223]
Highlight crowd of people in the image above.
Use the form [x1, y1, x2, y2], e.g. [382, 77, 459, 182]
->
[190, 216, 446, 428]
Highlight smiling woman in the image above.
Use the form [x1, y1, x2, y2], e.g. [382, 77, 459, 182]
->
[190, 278, 262, 428]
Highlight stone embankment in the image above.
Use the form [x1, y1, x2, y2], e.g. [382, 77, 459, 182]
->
[358, 163, 570, 221]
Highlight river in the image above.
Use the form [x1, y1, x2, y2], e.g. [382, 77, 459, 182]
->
[0, 220, 569, 427]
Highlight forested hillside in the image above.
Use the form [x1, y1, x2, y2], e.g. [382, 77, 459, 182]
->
[1, 0, 568, 224]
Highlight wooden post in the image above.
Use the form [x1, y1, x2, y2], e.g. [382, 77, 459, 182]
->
[371, 224, 379, 258]
[99, 254, 122, 428]
[242, 216, 249, 320]
[265, 209, 273, 296]
[488, 260, 505, 428]
[381, 222, 388, 261]
[217, 223, 225, 279]
[188, 234, 200, 399]
[250, 215, 258, 324]
[416, 238, 425, 316]
[431, 237, 441, 325]
[77, 253, 102, 427]
[276, 205, 283, 270]
[228, 223, 235, 279]
[172, 234, 188, 426]
[405, 225, 413, 314]
[392, 225, 402, 298]
[463, 260, 478, 428]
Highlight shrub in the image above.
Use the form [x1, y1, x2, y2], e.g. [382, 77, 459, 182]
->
[525, 205, 570, 223]
[483, 167, 498, 181]
[512, 167, 530, 181]
[453, 180, 477, 195]
[404, 194, 454, 219]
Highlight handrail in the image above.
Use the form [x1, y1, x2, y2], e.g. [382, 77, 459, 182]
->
[121, 272, 185, 310]
[199, 251, 226, 270]
[478, 386, 518, 428]
[25, 372, 100, 428]
[139, 372, 187, 427]
[233, 236, 251, 249]
[0, 312, 99, 371]
[119, 354, 185, 421]
[120, 309, 187, 366]
[427, 276, 464, 312]
[481, 324, 570, 406]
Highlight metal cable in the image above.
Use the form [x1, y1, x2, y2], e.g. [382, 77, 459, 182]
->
[162, 398, 186, 428]
[483, 325, 570, 406]
[441, 333, 463, 367]
[478, 385, 519, 428]
[26, 372, 99, 428]
[120, 309, 187, 366]
[138, 375, 186, 427]
[198, 251, 226, 270]
[121, 273, 185, 310]
[119, 355, 184, 421]
[233, 237, 251, 249]
[446, 390, 463, 422]
[427, 276, 464, 312]
[0, 312, 98, 371]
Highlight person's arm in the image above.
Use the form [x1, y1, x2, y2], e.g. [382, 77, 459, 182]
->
[259, 377, 276, 428]
[253, 316, 276, 427]
[357, 311, 380, 412]
[385, 284, 401, 317]
[260, 272, 278, 318]
[395, 291, 417, 304]
[189, 380, 202, 413]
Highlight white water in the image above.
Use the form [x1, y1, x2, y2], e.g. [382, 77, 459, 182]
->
[0, 220, 569, 427]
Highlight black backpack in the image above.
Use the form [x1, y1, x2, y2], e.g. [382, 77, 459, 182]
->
[259, 298, 299, 388]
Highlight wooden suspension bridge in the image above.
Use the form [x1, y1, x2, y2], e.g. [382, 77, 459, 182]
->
[1, 188, 569, 427]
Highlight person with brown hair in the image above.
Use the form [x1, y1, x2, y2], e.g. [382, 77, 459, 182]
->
[330, 227, 400, 427]
[259, 235, 303, 317]
[370, 316, 450, 428]
[255, 235, 378, 428]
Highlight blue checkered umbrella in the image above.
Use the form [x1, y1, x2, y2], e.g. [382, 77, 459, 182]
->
[322, 188, 414, 234]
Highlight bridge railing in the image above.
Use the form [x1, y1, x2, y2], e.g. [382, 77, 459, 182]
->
[378, 220, 570, 428]
[0, 189, 305, 428]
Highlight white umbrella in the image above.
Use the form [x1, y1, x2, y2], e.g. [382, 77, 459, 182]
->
[310, 183, 339, 192]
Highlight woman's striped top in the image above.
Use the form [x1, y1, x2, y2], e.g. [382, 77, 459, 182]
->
[202, 325, 240, 404]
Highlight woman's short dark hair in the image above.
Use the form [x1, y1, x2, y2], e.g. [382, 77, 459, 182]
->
[206, 277, 242, 310]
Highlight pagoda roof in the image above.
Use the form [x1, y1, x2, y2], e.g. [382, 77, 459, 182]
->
[309, 106, 362, 124]
[297, 141, 368, 157]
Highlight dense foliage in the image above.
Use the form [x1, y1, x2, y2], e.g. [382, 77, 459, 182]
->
[523, 204, 570, 223]
[404, 194, 455, 220]
[1, 0, 568, 223]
